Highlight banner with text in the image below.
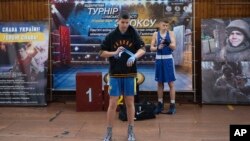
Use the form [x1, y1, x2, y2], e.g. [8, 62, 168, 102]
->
[51, 0, 193, 91]
[0, 22, 49, 106]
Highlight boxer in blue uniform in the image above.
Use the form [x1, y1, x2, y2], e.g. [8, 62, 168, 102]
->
[150, 19, 177, 115]
[100, 11, 145, 141]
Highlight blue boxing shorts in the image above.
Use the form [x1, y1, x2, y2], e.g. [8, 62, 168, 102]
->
[108, 77, 136, 96]
[155, 54, 176, 83]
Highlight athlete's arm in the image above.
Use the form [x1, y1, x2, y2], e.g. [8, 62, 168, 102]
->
[169, 31, 176, 50]
[99, 46, 124, 58]
[150, 32, 158, 52]
[134, 48, 146, 59]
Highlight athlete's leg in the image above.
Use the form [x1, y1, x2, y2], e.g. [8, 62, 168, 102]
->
[107, 96, 119, 127]
[157, 82, 164, 101]
[168, 81, 175, 103]
[124, 96, 135, 126]
[124, 77, 136, 141]
[166, 81, 176, 114]
[104, 77, 121, 141]
[155, 82, 164, 114]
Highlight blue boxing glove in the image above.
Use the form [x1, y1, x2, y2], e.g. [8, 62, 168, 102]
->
[127, 55, 136, 67]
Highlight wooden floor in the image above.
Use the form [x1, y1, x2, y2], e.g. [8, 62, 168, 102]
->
[0, 103, 249, 141]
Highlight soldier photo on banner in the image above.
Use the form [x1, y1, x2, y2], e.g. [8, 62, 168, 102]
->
[202, 18, 250, 62]
[201, 18, 250, 104]
[202, 61, 250, 104]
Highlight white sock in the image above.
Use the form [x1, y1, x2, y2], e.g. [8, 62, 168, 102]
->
[170, 100, 175, 104]
[158, 98, 163, 103]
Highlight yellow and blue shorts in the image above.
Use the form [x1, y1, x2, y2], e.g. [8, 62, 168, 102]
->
[108, 77, 136, 96]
